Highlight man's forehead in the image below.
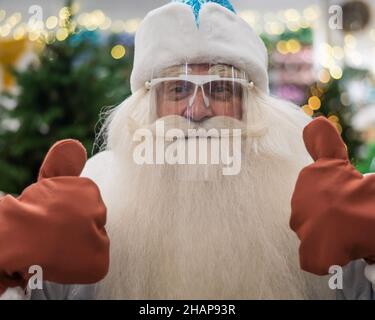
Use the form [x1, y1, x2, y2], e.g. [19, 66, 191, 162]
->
[156, 64, 244, 78]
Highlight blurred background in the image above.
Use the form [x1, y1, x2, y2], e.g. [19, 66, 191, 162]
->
[1, 0, 375, 194]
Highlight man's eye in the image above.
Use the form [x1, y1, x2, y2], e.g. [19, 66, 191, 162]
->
[212, 84, 232, 94]
[214, 85, 226, 92]
[164, 83, 192, 101]
[174, 86, 188, 93]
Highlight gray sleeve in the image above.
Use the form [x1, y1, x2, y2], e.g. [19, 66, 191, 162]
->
[336, 259, 374, 300]
[31, 282, 97, 300]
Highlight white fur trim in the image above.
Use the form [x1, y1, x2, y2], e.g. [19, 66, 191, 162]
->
[81, 150, 114, 185]
[130, 2, 269, 93]
[0, 287, 30, 300]
[364, 263, 375, 292]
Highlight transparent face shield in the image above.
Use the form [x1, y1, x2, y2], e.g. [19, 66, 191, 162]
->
[141, 64, 254, 181]
[146, 63, 253, 129]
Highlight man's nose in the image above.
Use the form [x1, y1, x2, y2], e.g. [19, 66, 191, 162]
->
[183, 88, 214, 122]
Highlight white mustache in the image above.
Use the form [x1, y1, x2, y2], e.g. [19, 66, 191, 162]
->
[126, 115, 268, 139]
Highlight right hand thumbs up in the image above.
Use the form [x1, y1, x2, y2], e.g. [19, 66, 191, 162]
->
[0, 140, 110, 292]
[290, 117, 375, 275]
[303, 117, 348, 161]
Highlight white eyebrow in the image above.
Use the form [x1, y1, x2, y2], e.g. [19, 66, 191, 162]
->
[158, 65, 193, 77]
[208, 65, 242, 78]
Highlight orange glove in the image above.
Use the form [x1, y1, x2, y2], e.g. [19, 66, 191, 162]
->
[0, 140, 110, 295]
[290, 117, 375, 275]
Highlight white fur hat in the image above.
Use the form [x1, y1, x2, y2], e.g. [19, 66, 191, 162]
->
[130, 1, 269, 93]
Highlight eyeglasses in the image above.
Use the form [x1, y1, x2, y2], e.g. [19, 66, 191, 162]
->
[146, 75, 254, 109]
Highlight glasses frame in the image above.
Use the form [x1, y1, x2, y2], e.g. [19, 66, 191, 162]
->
[145, 75, 254, 109]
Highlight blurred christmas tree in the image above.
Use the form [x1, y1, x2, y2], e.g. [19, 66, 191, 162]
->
[264, 27, 370, 163]
[265, 27, 315, 106]
[0, 1, 134, 194]
[302, 66, 369, 162]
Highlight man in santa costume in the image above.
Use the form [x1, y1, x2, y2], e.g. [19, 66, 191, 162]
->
[1, 0, 375, 299]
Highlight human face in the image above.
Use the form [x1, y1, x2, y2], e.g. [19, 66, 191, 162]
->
[154, 64, 246, 122]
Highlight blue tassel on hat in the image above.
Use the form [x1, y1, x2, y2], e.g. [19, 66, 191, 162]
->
[173, 0, 236, 24]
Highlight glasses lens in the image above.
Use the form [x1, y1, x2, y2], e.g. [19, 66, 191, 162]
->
[153, 77, 246, 120]
[203, 80, 243, 118]
[204, 80, 243, 102]
[157, 80, 195, 102]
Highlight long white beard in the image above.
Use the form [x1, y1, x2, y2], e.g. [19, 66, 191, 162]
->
[87, 89, 334, 299]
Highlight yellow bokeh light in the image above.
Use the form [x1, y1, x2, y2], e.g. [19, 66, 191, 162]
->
[0, 25, 11, 37]
[308, 96, 321, 110]
[56, 28, 69, 41]
[7, 12, 21, 26]
[28, 31, 40, 42]
[276, 39, 301, 54]
[44, 31, 55, 44]
[111, 45, 126, 59]
[332, 46, 344, 60]
[124, 19, 140, 34]
[330, 65, 343, 80]
[303, 6, 320, 21]
[13, 25, 25, 40]
[319, 69, 331, 84]
[99, 17, 112, 30]
[285, 9, 300, 22]
[265, 21, 285, 35]
[287, 39, 301, 54]
[276, 40, 288, 54]
[59, 7, 71, 20]
[77, 13, 89, 26]
[46, 16, 58, 29]
[328, 115, 339, 123]
[302, 105, 314, 117]
[286, 21, 300, 32]
[92, 10, 106, 26]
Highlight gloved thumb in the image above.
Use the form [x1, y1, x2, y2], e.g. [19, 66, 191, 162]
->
[303, 117, 348, 161]
[38, 139, 87, 180]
